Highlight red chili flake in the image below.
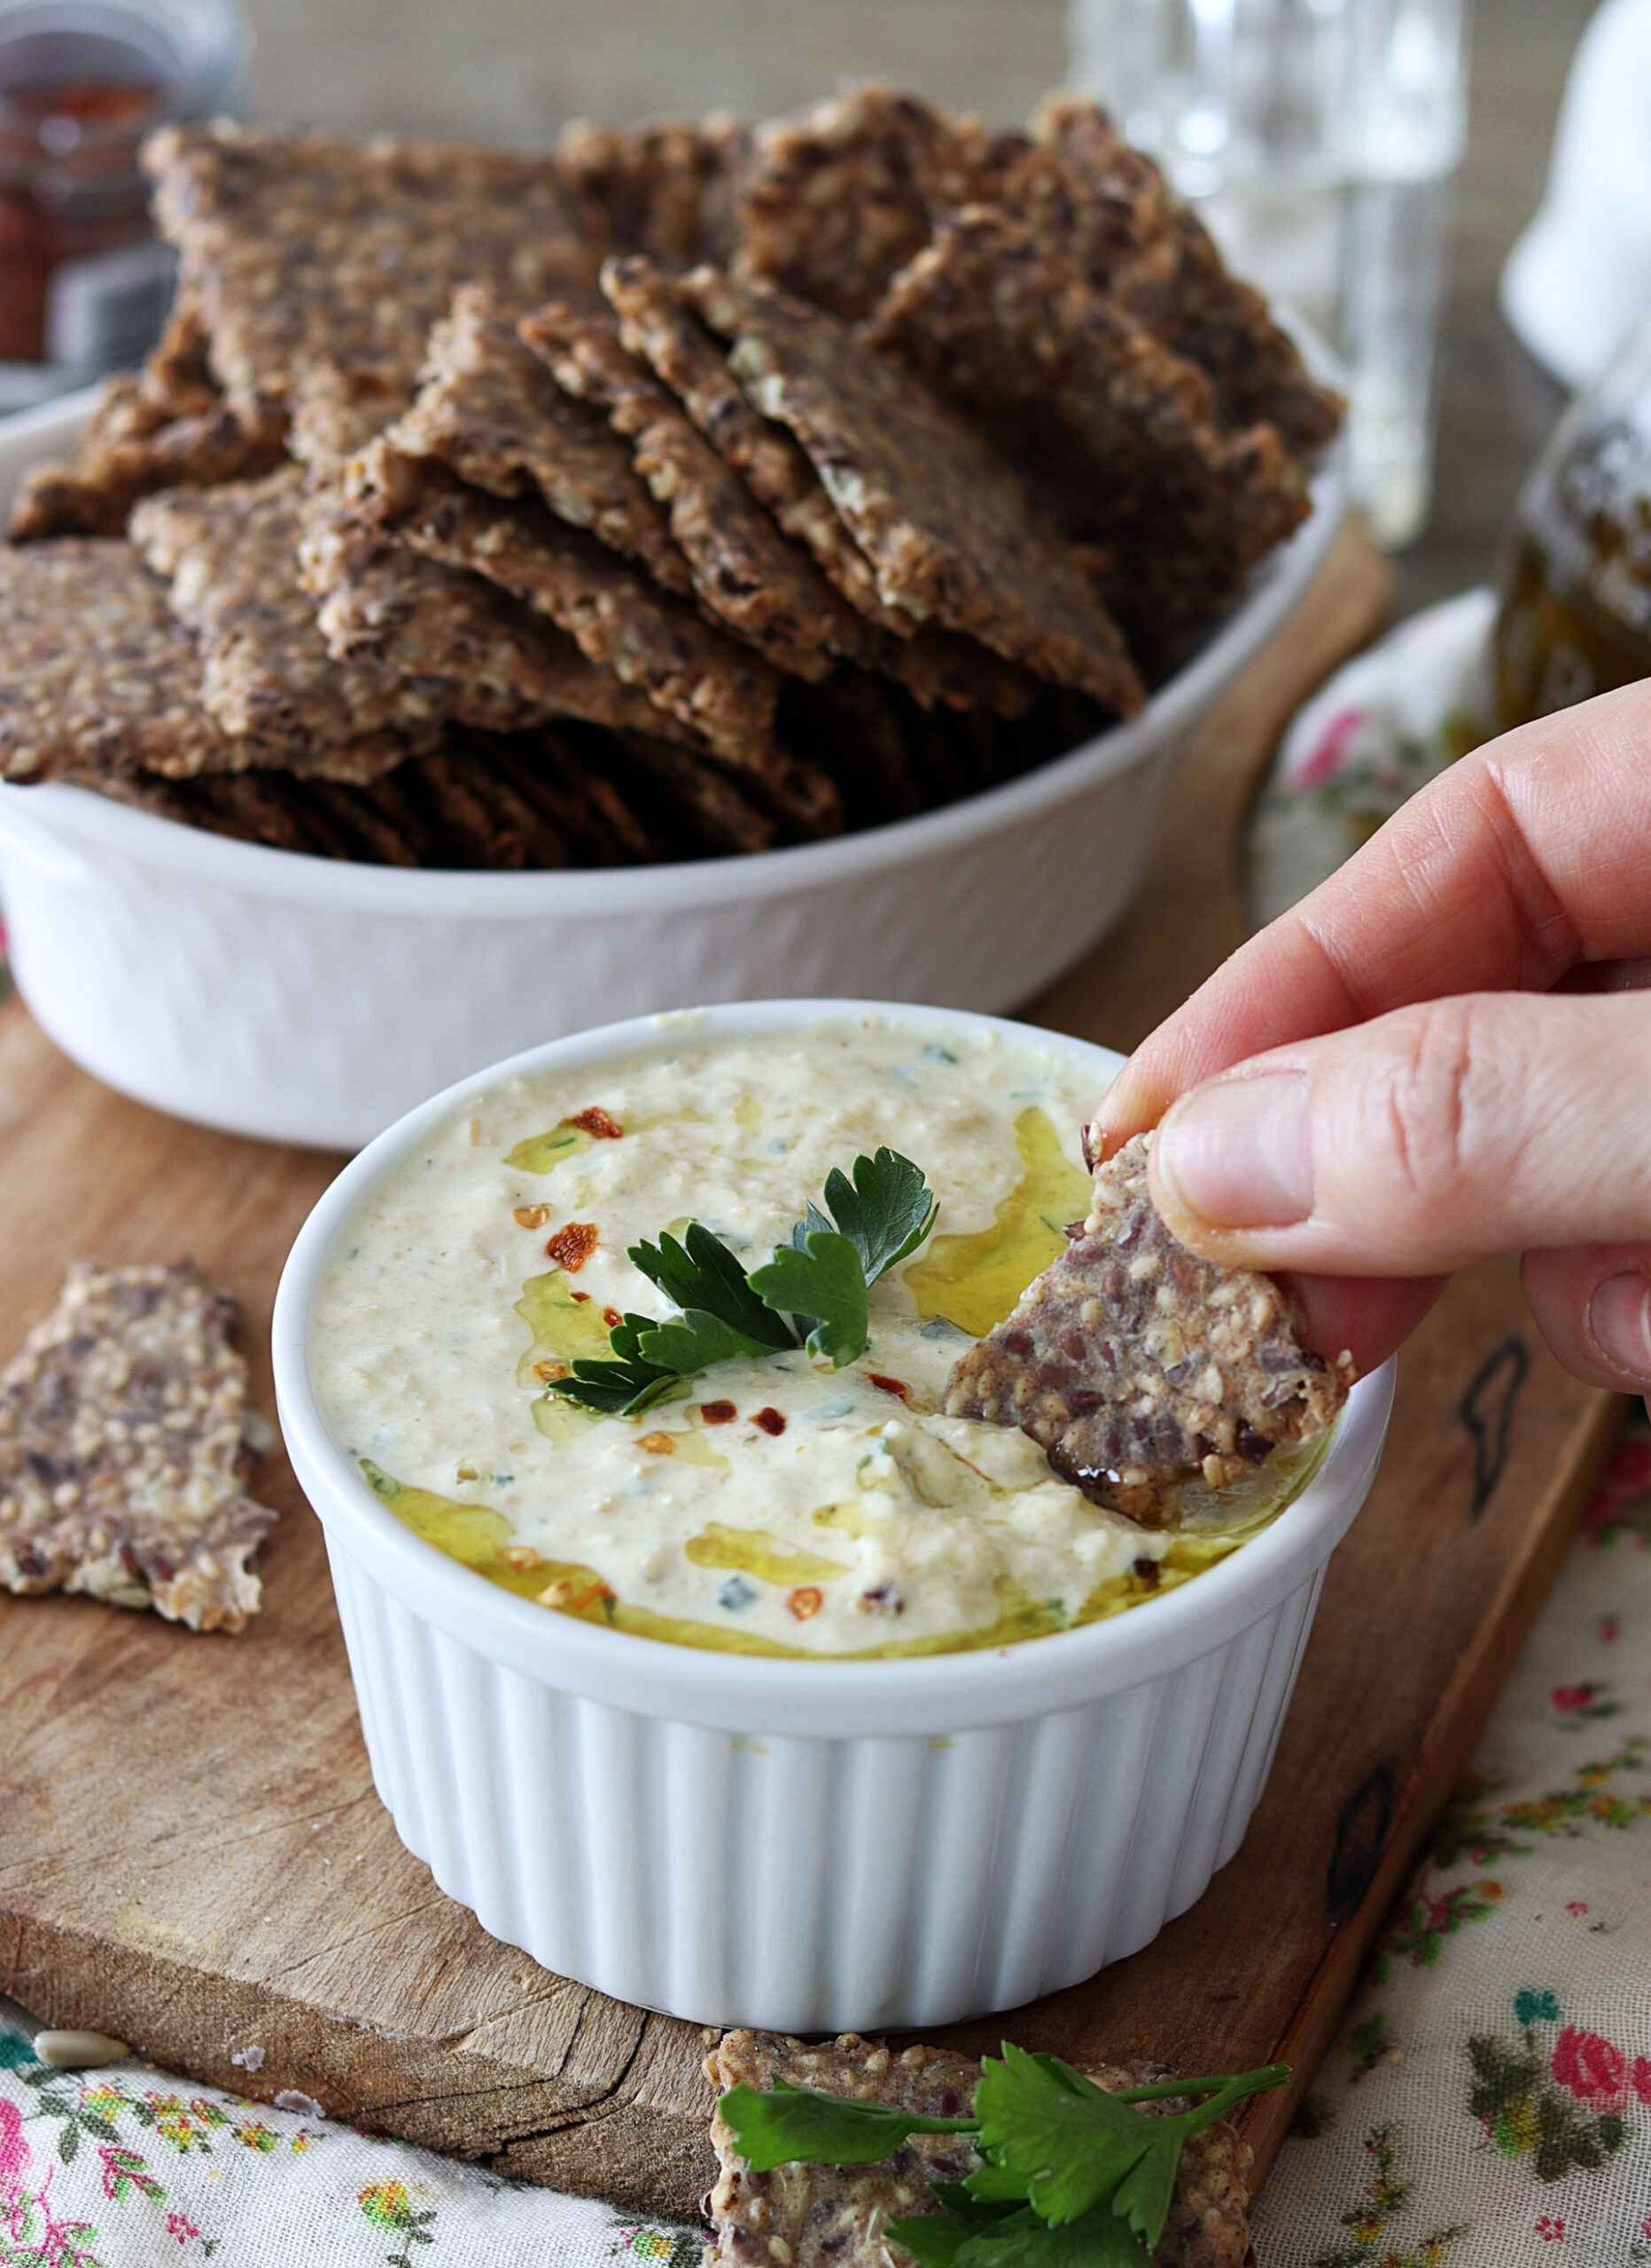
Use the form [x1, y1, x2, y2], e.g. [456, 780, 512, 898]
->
[698, 1400, 737, 1425]
[866, 1374, 909, 1401]
[603, 1307, 622, 1329]
[570, 1290, 591, 1304]
[570, 1106, 623, 1139]
[752, 1407, 787, 1436]
[787, 1586, 823, 1621]
[541, 1573, 615, 1615]
[545, 1221, 598, 1272]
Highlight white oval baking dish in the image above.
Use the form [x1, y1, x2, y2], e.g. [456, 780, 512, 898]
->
[0, 391, 1347, 1151]
[271, 998, 1394, 2032]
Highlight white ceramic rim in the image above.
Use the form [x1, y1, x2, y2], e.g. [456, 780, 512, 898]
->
[271, 997, 1395, 1737]
[0, 430, 1348, 914]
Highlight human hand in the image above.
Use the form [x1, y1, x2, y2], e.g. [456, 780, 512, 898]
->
[1093, 676, 1651, 1394]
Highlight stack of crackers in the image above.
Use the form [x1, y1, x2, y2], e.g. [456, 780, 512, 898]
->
[0, 85, 1340, 871]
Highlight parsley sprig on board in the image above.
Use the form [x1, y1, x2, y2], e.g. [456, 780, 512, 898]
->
[548, 1148, 939, 1415]
[718, 2044, 1288, 2268]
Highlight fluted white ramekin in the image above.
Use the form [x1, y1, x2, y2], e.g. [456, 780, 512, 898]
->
[0, 388, 1346, 1151]
[272, 999, 1393, 2031]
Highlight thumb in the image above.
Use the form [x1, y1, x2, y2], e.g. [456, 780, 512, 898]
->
[1146, 990, 1651, 1275]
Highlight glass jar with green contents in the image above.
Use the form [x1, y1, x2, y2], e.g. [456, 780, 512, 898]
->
[1492, 306, 1651, 730]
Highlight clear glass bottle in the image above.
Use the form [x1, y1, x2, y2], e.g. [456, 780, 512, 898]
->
[1067, 0, 1470, 550]
[1491, 305, 1651, 732]
[0, 0, 249, 410]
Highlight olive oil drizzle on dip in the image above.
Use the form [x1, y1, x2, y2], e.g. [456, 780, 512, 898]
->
[310, 1017, 1324, 1658]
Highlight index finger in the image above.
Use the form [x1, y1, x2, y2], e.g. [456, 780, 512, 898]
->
[1096, 676, 1651, 1147]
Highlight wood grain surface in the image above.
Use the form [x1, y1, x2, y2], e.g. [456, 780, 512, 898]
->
[0, 520, 1624, 2216]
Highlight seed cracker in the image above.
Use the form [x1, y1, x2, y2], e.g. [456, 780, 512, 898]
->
[946, 1130, 1353, 1520]
[88, 718, 774, 866]
[0, 538, 382, 783]
[301, 504, 716, 746]
[1028, 98, 1342, 459]
[130, 468, 434, 769]
[521, 300, 865, 680]
[705, 2031, 1252, 2268]
[387, 287, 689, 594]
[8, 295, 287, 540]
[556, 114, 752, 269]
[730, 84, 1024, 319]
[868, 206, 1309, 674]
[348, 443, 800, 784]
[10, 391, 287, 540]
[685, 269, 1143, 711]
[599, 254, 1038, 716]
[527, 727, 661, 864]
[602, 727, 775, 854]
[143, 122, 600, 409]
[0, 1262, 277, 1634]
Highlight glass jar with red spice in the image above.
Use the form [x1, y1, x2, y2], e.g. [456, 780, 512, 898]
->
[0, 0, 248, 411]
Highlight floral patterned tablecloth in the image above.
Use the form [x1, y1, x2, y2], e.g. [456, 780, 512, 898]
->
[7, 595, 1651, 2265]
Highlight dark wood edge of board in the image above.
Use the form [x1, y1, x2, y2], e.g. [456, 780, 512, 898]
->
[1237, 1386, 1626, 2178]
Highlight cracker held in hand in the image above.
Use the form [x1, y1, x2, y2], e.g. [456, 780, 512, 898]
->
[685, 269, 1143, 714]
[705, 2031, 1253, 2268]
[0, 1263, 278, 1633]
[946, 1130, 1353, 1519]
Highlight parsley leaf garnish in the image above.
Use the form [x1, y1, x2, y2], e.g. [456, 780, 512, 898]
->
[748, 1231, 868, 1366]
[632, 1223, 796, 1352]
[550, 1313, 682, 1415]
[715, 2045, 1287, 2265]
[546, 1149, 939, 1412]
[816, 1147, 942, 1283]
[720, 2078, 977, 2169]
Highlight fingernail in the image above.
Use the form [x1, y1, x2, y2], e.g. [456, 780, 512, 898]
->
[1156, 1072, 1313, 1230]
[1589, 1272, 1651, 1385]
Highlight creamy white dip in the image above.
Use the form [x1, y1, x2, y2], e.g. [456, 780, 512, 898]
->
[310, 1014, 1316, 1658]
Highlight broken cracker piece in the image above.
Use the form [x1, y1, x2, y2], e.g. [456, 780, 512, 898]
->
[705, 2031, 1253, 2268]
[946, 1130, 1352, 1519]
[0, 1262, 278, 1633]
[685, 268, 1142, 713]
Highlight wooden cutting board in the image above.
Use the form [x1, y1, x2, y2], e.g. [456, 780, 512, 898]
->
[0, 521, 1624, 2219]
